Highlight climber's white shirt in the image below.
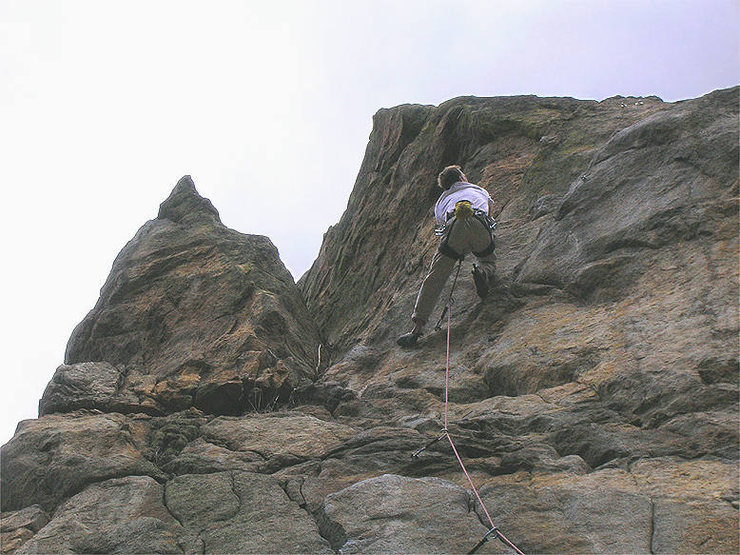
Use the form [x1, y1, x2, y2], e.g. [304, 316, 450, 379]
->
[434, 181, 494, 225]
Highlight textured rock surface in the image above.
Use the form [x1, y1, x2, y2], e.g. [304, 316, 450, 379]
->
[322, 474, 488, 553]
[1, 87, 738, 553]
[1, 413, 165, 512]
[16, 476, 185, 554]
[45, 176, 321, 417]
[0, 506, 48, 554]
[164, 471, 332, 554]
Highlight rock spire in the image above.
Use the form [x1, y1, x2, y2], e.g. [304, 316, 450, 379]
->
[157, 175, 221, 224]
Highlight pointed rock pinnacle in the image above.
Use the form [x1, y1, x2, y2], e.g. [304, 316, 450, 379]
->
[157, 175, 222, 225]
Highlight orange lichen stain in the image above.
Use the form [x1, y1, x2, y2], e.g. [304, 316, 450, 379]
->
[531, 468, 639, 493]
[631, 458, 739, 499]
[580, 360, 621, 388]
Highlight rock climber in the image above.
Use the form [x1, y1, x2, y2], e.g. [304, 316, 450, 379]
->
[397, 165, 497, 348]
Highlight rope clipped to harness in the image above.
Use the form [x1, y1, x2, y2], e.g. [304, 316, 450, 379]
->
[415, 261, 525, 555]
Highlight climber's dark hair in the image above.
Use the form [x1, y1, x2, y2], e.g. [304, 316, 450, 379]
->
[438, 165, 466, 190]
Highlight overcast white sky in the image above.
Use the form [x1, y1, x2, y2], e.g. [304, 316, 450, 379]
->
[1, 0, 737, 446]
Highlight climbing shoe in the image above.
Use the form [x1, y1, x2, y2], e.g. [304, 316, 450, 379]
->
[472, 264, 489, 299]
[397, 332, 421, 348]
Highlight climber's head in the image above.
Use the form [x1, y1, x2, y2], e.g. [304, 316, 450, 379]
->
[438, 165, 466, 190]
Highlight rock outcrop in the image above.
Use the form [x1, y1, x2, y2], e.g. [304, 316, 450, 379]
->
[1, 87, 738, 554]
[46, 176, 322, 417]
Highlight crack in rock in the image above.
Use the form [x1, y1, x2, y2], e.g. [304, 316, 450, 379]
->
[162, 483, 185, 529]
[228, 472, 244, 515]
[310, 504, 347, 553]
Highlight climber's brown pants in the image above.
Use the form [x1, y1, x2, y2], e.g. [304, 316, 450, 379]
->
[412, 216, 496, 327]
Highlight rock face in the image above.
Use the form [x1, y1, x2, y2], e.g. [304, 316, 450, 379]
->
[2, 87, 738, 554]
[48, 176, 322, 417]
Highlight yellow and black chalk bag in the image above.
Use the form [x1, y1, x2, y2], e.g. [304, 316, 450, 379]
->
[454, 200, 474, 219]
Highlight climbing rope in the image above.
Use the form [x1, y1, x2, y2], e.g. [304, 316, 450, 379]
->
[414, 260, 525, 555]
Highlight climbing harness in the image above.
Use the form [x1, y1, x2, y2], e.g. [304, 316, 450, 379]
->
[435, 202, 497, 261]
[413, 259, 525, 555]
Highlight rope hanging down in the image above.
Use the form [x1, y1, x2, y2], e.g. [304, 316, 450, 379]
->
[413, 260, 525, 555]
